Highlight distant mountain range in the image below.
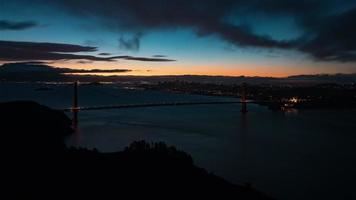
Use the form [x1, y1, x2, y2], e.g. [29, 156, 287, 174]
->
[1, 62, 356, 84]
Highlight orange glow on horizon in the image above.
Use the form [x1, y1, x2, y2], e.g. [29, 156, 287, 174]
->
[3, 59, 355, 78]
[50, 61, 301, 77]
[62, 67, 292, 77]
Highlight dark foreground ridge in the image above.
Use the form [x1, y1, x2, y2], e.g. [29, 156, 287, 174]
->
[1, 101, 274, 199]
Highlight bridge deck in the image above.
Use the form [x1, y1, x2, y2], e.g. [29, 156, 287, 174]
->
[63, 100, 270, 112]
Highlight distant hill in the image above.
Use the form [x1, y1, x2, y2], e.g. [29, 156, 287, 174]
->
[1, 62, 356, 84]
[0, 62, 67, 81]
[286, 74, 356, 84]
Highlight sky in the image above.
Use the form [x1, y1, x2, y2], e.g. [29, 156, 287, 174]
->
[1, 0, 356, 77]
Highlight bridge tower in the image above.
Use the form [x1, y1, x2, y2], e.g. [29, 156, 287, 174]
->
[73, 81, 78, 109]
[72, 81, 79, 127]
[240, 82, 248, 114]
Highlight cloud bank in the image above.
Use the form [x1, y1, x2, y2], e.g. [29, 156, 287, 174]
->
[0, 40, 176, 62]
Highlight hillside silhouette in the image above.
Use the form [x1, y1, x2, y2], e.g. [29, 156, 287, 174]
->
[1, 101, 274, 199]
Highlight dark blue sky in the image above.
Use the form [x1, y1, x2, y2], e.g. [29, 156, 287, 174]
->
[1, 0, 356, 76]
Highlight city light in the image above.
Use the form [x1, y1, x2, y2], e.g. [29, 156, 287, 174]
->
[289, 97, 299, 103]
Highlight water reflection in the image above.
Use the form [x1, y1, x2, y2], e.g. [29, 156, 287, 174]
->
[282, 108, 299, 116]
[71, 110, 82, 145]
[240, 114, 251, 184]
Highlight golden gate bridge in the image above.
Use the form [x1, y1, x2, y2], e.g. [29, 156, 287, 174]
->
[64, 81, 268, 126]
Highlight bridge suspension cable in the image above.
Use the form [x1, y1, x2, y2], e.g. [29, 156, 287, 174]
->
[65, 81, 260, 112]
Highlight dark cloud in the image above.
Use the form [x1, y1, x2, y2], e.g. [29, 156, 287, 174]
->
[111, 56, 176, 62]
[0, 40, 97, 53]
[0, 62, 131, 74]
[119, 33, 142, 51]
[196, 23, 293, 48]
[152, 55, 167, 58]
[44, 0, 356, 61]
[237, 0, 328, 16]
[0, 40, 176, 62]
[98, 53, 111, 56]
[5, 0, 356, 62]
[0, 62, 132, 81]
[49, 0, 293, 49]
[0, 41, 111, 62]
[299, 7, 356, 62]
[70, 69, 132, 73]
[15, 61, 50, 65]
[0, 20, 38, 30]
[77, 60, 93, 64]
[51, 0, 356, 62]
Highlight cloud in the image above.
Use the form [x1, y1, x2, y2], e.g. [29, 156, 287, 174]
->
[0, 40, 176, 62]
[0, 40, 111, 61]
[0, 62, 132, 74]
[299, 7, 356, 62]
[0, 40, 97, 53]
[69, 69, 132, 73]
[98, 53, 111, 56]
[196, 23, 293, 49]
[77, 60, 93, 64]
[48, 0, 297, 49]
[111, 56, 176, 62]
[0, 20, 38, 31]
[5, 0, 356, 62]
[44, 0, 356, 62]
[0, 62, 132, 81]
[152, 55, 167, 58]
[119, 33, 142, 51]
